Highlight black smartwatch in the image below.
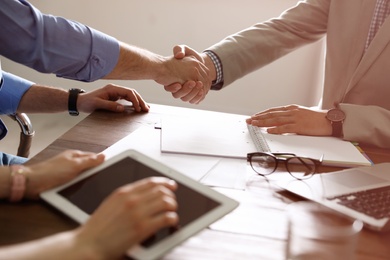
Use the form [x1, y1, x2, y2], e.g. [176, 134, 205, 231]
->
[68, 88, 86, 116]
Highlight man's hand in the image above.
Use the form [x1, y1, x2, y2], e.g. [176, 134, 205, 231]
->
[78, 84, 150, 113]
[246, 104, 333, 136]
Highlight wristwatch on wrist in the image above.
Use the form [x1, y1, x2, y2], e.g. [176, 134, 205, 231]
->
[68, 88, 86, 116]
[326, 108, 346, 137]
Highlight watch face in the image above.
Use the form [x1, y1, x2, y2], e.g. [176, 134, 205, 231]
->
[327, 108, 345, 122]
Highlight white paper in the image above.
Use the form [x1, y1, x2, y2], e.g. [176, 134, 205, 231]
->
[161, 114, 256, 159]
[103, 126, 247, 189]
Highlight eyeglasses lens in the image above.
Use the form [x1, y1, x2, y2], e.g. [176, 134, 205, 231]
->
[287, 157, 315, 179]
[250, 154, 276, 175]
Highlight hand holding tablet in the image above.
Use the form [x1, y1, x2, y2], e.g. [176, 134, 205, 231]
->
[74, 177, 179, 260]
[41, 149, 239, 260]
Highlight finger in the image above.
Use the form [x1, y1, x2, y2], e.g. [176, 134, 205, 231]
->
[252, 105, 299, 117]
[124, 90, 143, 112]
[122, 177, 177, 195]
[171, 81, 196, 99]
[127, 92, 150, 112]
[189, 91, 204, 104]
[188, 81, 206, 104]
[120, 89, 149, 112]
[251, 108, 285, 118]
[250, 110, 292, 121]
[64, 150, 105, 167]
[140, 212, 179, 241]
[173, 45, 185, 59]
[251, 113, 294, 128]
[58, 150, 101, 162]
[142, 185, 177, 206]
[142, 191, 178, 216]
[76, 153, 105, 169]
[68, 150, 101, 159]
[266, 124, 297, 135]
[94, 99, 126, 113]
[164, 83, 182, 94]
[138, 99, 150, 112]
[181, 83, 204, 103]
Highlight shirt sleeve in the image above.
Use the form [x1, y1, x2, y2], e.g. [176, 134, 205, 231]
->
[0, 0, 119, 82]
[203, 50, 224, 91]
[0, 71, 33, 114]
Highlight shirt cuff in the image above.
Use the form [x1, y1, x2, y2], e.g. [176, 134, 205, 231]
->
[0, 72, 33, 114]
[204, 50, 224, 90]
[71, 27, 120, 82]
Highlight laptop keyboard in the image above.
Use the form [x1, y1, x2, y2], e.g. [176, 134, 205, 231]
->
[329, 186, 390, 220]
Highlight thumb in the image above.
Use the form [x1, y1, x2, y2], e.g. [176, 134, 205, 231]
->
[95, 100, 125, 113]
[173, 45, 185, 59]
[79, 153, 105, 169]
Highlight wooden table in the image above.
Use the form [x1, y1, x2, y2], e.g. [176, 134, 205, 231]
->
[1, 104, 390, 259]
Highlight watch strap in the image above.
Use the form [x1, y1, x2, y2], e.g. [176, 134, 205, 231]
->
[331, 121, 343, 137]
[68, 88, 86, 116]
[326, 108, 345, 137]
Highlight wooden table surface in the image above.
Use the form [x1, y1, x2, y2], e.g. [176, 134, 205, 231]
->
[1, 104, 390, 259]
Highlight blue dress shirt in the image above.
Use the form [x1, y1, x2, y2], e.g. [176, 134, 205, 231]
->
[0, 0, 120, 139]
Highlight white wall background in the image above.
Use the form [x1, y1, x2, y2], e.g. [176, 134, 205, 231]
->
[2, 0, 325, 116]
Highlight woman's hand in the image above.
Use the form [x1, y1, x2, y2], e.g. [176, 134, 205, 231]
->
[24, 150, 105, 199]
[246, 104, 332, 136]
[75, 177, 179, 259]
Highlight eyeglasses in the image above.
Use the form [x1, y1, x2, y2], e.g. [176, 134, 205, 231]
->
[247, 152, 323, 180]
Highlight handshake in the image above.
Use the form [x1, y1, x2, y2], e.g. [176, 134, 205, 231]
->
[161, 45, 217, 105]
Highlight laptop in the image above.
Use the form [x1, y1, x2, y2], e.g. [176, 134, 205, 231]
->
[271, 163, 390, 232]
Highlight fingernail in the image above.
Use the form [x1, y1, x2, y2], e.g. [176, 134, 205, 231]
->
[117, 105, 124, 112]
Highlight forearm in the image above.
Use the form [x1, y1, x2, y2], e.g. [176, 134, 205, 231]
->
[0, 230, 98, 260]
[0, 167, 11, 199]
[17, 85, 68, 113]
[103, 42, 165, 81]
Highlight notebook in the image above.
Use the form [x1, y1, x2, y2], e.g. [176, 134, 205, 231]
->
[272, 163, 390, 232]
[247, 125, 372, 167]
[160, 115, 372, 167]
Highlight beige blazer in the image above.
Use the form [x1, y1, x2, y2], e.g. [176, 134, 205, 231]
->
[208, 0, 390, 148]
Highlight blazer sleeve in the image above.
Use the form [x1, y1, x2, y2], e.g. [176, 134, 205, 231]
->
[341, 104, 390, 148]
[206, 0, 330, 88]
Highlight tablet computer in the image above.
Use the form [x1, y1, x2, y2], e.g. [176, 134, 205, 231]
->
[40, 149, 239, 260]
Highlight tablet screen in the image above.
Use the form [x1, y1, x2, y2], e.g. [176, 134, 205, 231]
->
[59, 156, 220, 248]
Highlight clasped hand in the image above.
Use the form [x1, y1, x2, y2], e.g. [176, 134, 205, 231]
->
[164, 45, 213, 104]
